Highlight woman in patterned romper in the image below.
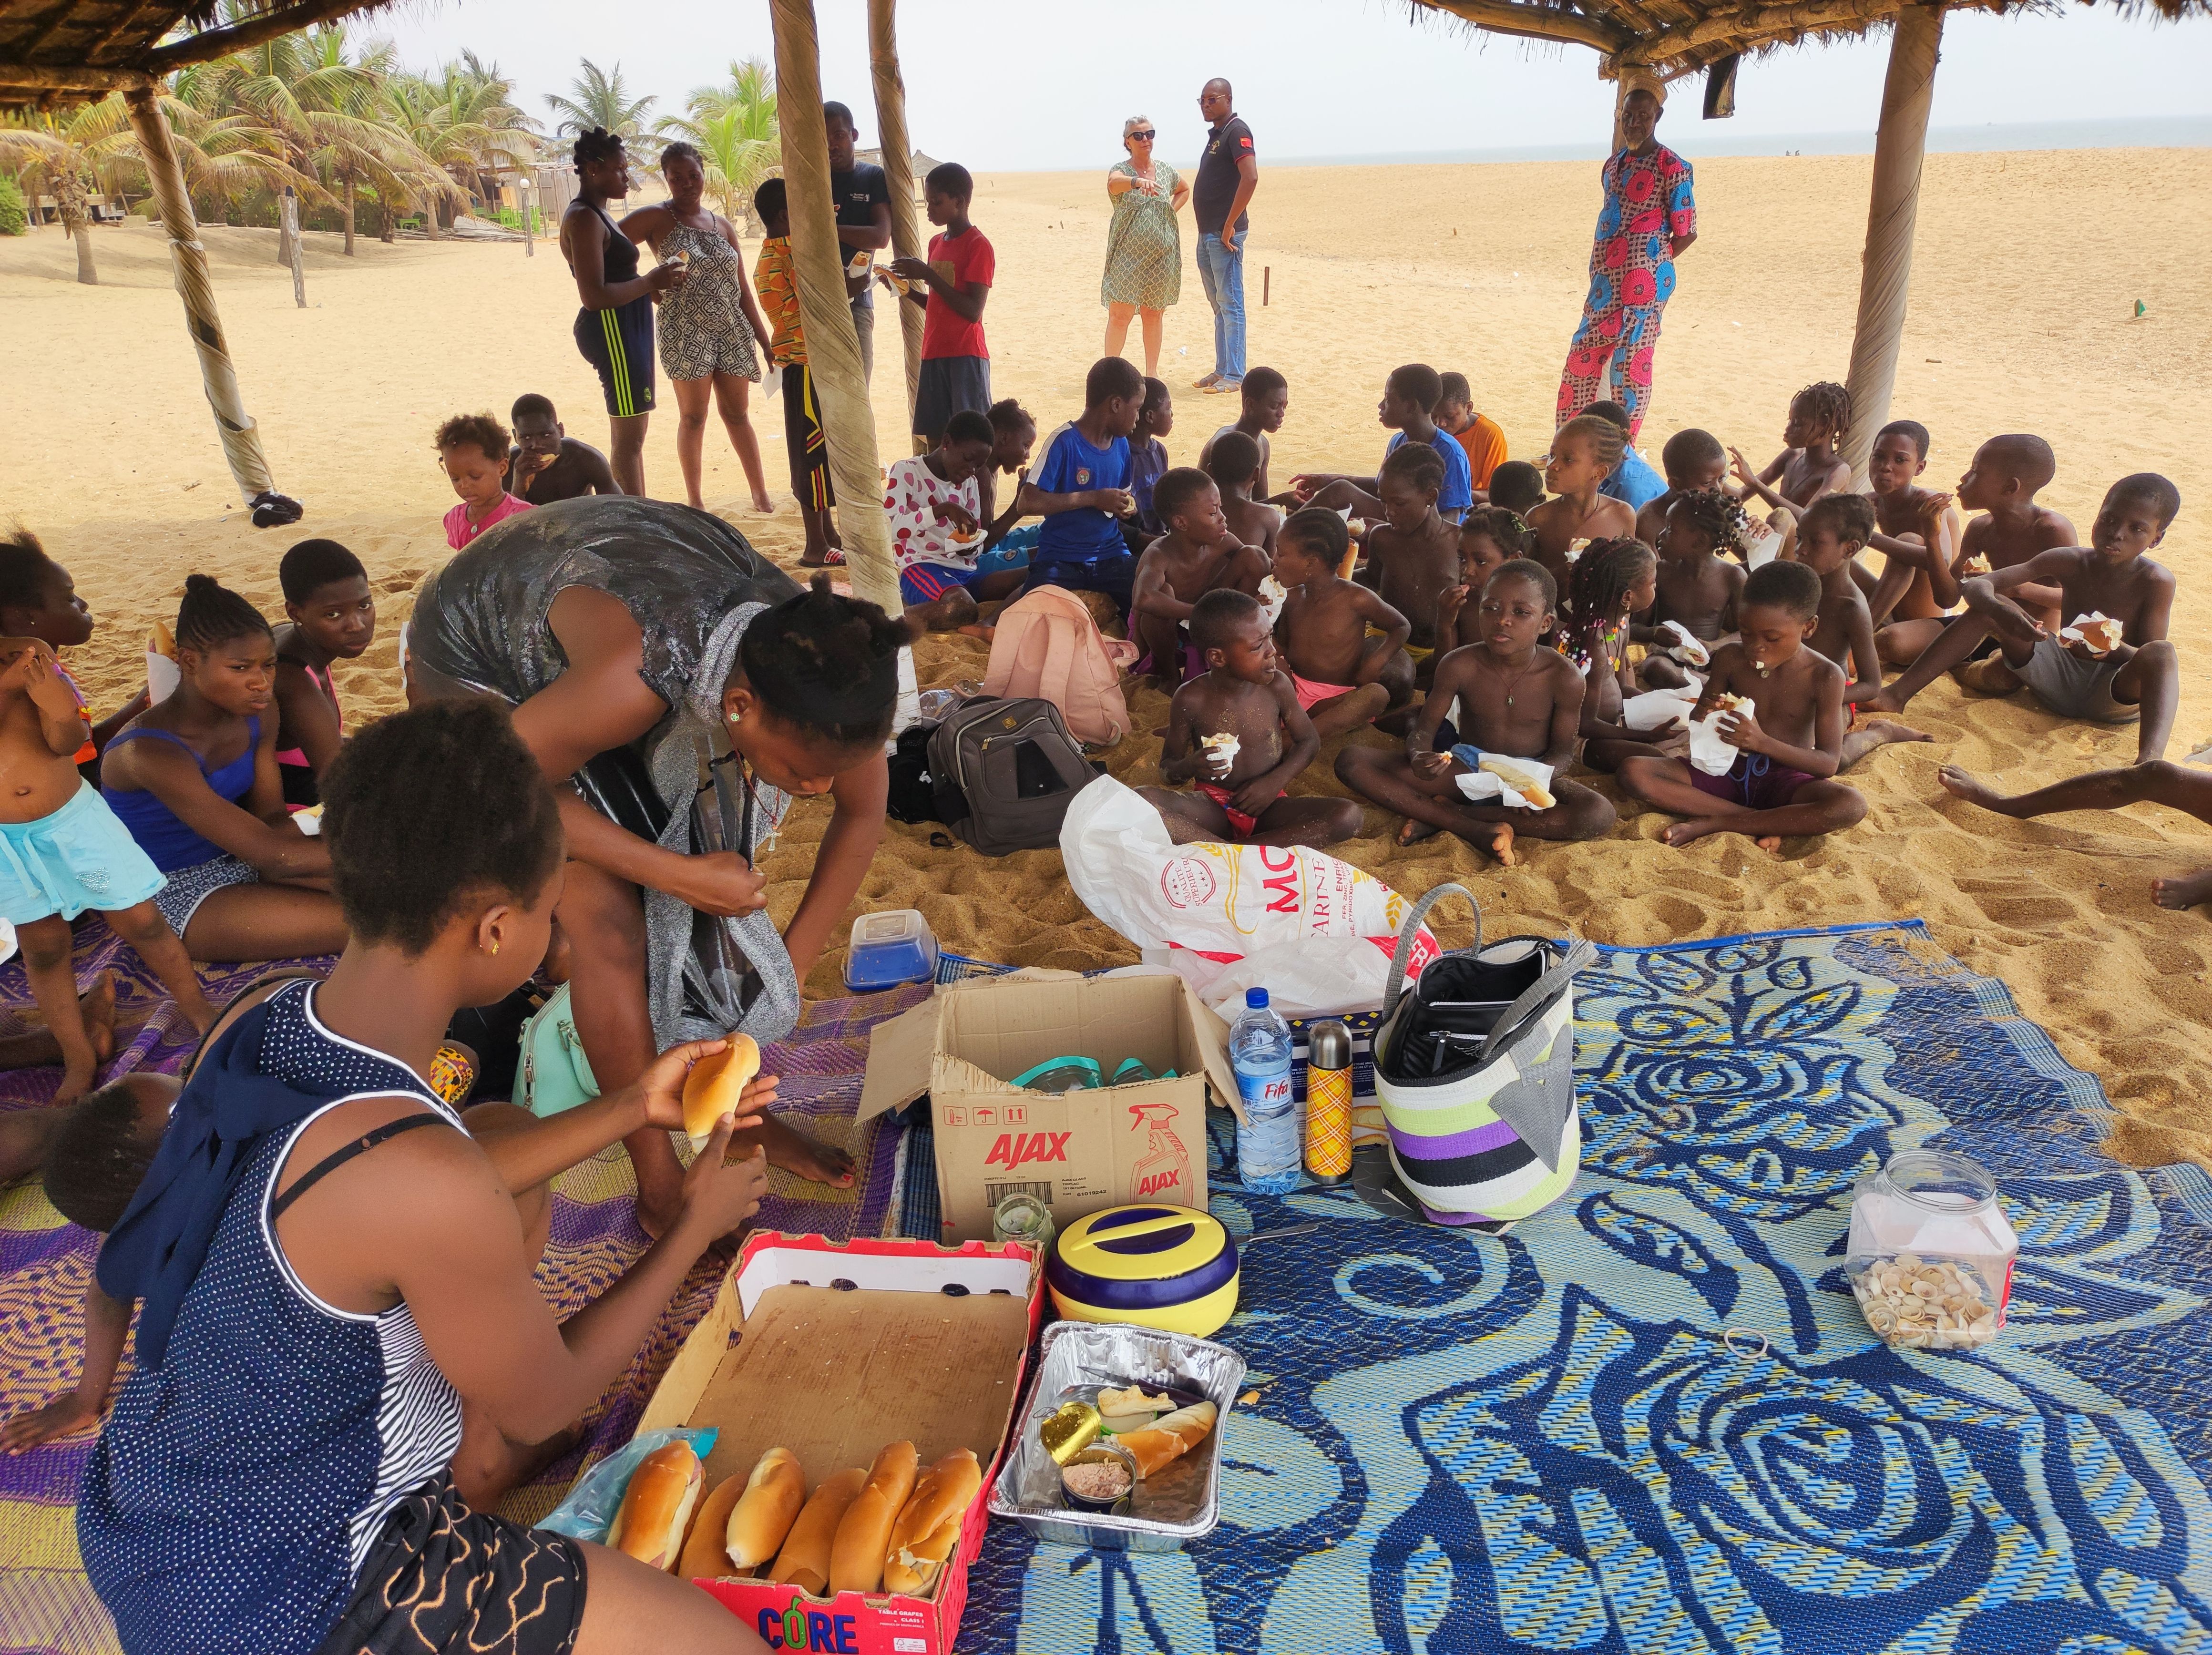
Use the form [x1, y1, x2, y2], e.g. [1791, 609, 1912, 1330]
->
[1554, 83, 1698, 442]
[623, 143, 778, 513]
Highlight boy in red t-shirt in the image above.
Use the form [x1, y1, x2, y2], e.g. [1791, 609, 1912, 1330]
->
[887, 162, 994, 447]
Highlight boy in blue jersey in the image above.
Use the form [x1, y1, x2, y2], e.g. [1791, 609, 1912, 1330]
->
[1019, 356, 1146, 616]
[1289, 363, 1475, 526]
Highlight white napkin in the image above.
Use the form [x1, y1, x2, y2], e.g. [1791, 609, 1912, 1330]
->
[2058, 612, 2120, 656]
[1744, 526, 1786, 569]
[1622, 685, 1699, 733]
[1658, 621, 1710, 666]
[1689, 700, 1748, 776]
[1256, 576, 1288, 629]
[1454, 755, 1555, 810]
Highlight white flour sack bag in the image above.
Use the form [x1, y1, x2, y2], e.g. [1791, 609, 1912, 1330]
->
[1059, 777, 1440, 1018]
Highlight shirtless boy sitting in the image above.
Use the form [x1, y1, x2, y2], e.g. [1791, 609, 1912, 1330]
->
[1619, 560, 1866, 850]
[1729, 380, 1853, 553]
[1856, 419, 1964, 633]
[1335, 559, 1614, 865]
[1433, 506, 1529, 659]
[1795, 493, 1931, 768]
[1271, 508, 1412, 736]
[1636, 488, 1749, 689]
[1359, 444, 1463, 680]
[1863, 472, 2180, 763]
[1876, 432, 2075, 668]
[1131, 468, 1270, 690]
[1140, 589, 1362, 848]
[1204, 430, 1284, 558]
[1635, 428, 1729, 549]
[505, 394, 621, 504]
[1527, 414, 1638, 590]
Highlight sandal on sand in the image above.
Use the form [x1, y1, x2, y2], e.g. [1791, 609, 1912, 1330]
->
[1205, 379, 1244, 395]
[799, 549, 847, 568]
[1192, 371, 1222, 389]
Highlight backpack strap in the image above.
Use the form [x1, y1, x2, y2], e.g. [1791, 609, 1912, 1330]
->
[1382, 882, 1482, 1021]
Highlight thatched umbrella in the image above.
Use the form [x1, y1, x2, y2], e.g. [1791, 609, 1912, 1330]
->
[1408, 0, 2206, 480]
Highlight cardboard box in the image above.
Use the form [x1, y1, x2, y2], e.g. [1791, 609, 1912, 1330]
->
[857, 971, 1240, 1242]
[639, 1232, 1044, 1655]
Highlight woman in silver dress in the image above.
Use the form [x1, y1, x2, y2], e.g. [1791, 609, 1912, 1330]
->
[623, 143, 778, 512]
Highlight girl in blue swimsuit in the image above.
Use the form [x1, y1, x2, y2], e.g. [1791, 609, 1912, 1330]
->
[101, 575, 347, 961]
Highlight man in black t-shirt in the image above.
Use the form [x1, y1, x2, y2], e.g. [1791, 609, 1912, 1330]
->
[1192, 77, 1258, 396]
[825, 101, 892, 385]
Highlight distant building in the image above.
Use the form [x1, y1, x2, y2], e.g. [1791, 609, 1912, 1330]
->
[855, 148, 939, 199]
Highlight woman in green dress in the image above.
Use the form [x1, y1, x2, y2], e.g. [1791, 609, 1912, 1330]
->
[1102, 114, 1189, 379]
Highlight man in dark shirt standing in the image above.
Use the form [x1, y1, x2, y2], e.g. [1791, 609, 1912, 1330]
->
[1192, 77, 1258, 397]
[825, 101, 892, 386]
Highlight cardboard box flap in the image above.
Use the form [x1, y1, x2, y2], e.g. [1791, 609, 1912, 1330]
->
[735, 1240, 1032, 1318]
[1184, 988, 1242, 1121]
[857, 994, 942, 1122]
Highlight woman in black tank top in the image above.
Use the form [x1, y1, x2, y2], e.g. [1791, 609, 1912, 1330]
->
[558, 128, 685, 496]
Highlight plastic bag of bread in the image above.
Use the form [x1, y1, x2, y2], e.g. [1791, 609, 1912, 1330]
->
[882, 1448, 982, 1596]
[608, 1440, 705, 1570]
[535, 1426, 719, 1543]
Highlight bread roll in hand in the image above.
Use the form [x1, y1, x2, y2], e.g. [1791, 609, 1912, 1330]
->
[682, 1034, 761, 1147]
[773, 1466, 868, 1596]
[726, 1446, 808, 1568]
[829, 1440, 918, 1594]
[883, 1448, 982, 1596]
[608, 1441, 704, 1571]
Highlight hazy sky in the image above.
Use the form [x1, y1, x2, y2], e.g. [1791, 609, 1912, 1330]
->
[380, 0, 2211, 169]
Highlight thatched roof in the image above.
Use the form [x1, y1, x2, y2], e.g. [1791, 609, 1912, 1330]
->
[1412, 0, 2206, 82]
[1, 0, 386, 109]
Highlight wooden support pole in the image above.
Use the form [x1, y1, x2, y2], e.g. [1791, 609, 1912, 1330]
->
[1842, 2, 1944, 484]
[769, 0, 900, 618]
[868, 0, 925, 453]
[519, 175, 534, 257]
[282, 185, 305, 306]
[123, 83, 290, 514]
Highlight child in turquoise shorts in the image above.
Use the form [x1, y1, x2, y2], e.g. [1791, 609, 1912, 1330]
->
[0, 633, 215, 1099]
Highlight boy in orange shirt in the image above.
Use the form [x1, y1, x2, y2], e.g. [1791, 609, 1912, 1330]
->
[1436, 372, 1507, 493]
[754, 177, 841, 566]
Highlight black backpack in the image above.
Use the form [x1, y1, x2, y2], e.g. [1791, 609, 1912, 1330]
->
[925, 698, 1103, 856]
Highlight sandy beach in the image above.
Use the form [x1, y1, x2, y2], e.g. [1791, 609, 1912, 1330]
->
[4, 146, 2209, 1169]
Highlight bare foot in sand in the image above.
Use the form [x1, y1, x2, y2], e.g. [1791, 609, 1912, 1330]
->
[1397, 817, 1441, 847]
[1936, 764, 2012, 813]
[1842, 718, 1934, 770]
[2152, 868, 2212, 911]
[1661, 818, 1779, 852]
[1481, 822, 1517, 866]
[957, 623, 995, 643]
[1954, 656, 2022, 696]
[735, 1112, 855, 1188]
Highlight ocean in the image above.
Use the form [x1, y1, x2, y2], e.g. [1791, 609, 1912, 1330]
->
[1269, 115, 2212, 169]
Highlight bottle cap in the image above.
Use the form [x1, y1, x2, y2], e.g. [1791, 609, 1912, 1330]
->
[1246, 988, 1268, 1009]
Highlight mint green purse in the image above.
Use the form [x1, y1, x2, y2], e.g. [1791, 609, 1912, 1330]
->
[518, 983, 600, 1117]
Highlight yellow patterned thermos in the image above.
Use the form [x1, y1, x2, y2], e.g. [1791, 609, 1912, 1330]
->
[1305, 1020, 1353, 1182]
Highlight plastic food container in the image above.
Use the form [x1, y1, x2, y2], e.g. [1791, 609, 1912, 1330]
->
[1844, 1149, 2018, 1351]
[843, 908, 939, 992]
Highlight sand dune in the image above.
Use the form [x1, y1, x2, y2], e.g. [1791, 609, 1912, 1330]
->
[4, 147, 2208, 1167]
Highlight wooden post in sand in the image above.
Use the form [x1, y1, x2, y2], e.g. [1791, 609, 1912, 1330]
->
[519, 174, 535, 257]
[868, 0, 926, 453]
[1841, 1, 1946, 485]
[281, 186, 305, 307]
[769, 0, 901, 620]
[122, 83, 289, 515]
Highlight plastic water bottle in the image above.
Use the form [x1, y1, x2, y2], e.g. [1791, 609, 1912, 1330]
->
[1230, 988, 1301, 1194]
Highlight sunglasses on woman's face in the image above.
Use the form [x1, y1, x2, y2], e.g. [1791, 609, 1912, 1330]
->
[1129, 130, 1157, 142]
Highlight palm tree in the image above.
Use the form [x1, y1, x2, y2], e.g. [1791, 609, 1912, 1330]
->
[656, 57, 778, 231]
[545, 59, 656, 144]
[1, 95, 309, 284]
[390, 52, 539, 221]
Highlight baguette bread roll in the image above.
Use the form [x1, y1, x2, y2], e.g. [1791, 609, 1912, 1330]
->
[608, 1441, 704, 1571]
[682, 1034, 761, 1147]
[882, 1448, 983, 1597]
[726, 1446, 808, 1568]
[829, 1440, 918, 1595]
[676, 1472, 748, 1579]
[1117, 1400, 1219, 1478]
[773, 1466, 867, 1596]
[1478, 756, 1556, 811]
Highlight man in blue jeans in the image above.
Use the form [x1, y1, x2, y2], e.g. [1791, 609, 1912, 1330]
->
[1193, 78, 1258, 397]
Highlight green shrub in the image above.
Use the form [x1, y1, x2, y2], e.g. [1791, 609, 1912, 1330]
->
[0, 177, 28, 237]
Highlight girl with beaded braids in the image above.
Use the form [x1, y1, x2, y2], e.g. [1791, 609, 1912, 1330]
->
[405, 495, 898, 1235]
[1635, 487, 1751, 691]
[1730, 379, 1854, 545]
[101, 575, 348, 961]
[558, 126, 687, 497]
[1526, 413, 1637, 589]
[1565, 536, 1683, 771]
